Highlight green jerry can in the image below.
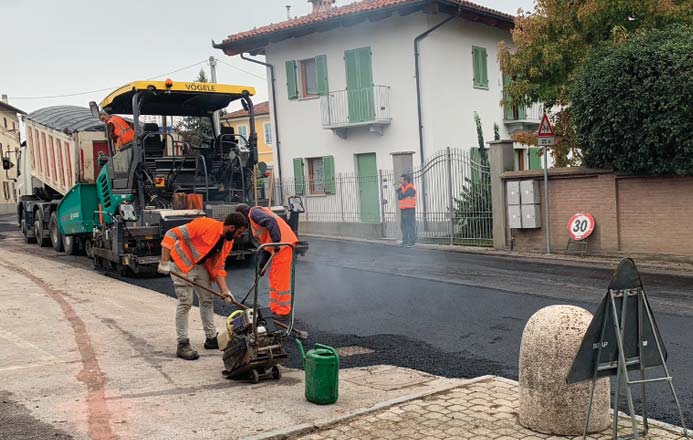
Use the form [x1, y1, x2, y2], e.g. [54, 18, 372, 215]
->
[296, 340, 339, 405]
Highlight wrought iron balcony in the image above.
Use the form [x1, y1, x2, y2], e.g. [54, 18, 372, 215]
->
[503, 100, 543, 133]
[320, 86, 391, 136]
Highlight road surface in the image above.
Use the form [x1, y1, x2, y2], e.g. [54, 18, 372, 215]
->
[1, 216, 691, 427]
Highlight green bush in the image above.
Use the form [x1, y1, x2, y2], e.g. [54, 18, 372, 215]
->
[571, 25, 693, 175]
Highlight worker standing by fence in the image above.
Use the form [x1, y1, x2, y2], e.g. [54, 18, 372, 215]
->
[158, 214, 249, 360]
[236, 204, 298, 318]
[396, 173, 417, 247]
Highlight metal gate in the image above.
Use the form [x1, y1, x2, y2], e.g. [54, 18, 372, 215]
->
[382, 147, 493, 246]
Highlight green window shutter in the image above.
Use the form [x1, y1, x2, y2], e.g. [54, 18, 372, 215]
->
[323, 155, 335, 194]
[293, 158, 304, 195]
[502, 72, 513, 120]
[316, 55, 329, 96]
[528, 148, 542, 170]
[472, 47, 488, 89]
[470, 147, 481, 184]
[480, 48, 488, 88]
[286, 60, 298, 100]
[517, 104, 527, 119]
[472, 47, 480, 88]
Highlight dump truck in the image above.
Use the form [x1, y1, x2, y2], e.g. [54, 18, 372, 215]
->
[14, 105, 109, 252]
[10, 80, 307, 275]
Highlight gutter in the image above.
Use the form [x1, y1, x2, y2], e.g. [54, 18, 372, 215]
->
[240, 53, 283, 202]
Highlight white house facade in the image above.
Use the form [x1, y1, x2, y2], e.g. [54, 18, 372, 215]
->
[216, 0, 540, 227]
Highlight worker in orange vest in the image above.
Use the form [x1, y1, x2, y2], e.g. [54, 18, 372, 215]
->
[158, 213, 249, 360]
[236, 204, 298, 317]
[99, 110, 135, 151]
[396, 173, 417, 247]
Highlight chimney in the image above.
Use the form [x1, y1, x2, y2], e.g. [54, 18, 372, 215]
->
[286, 4, 292, 19]
[308, 0, 335, 13]
[1, 94, 7, 104]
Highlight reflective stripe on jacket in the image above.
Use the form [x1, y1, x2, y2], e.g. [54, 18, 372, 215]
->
[399, 183, 417, 210]
[248, 207, 298, 252]
[108, 115, 135, 149]
[161, 217, 233, 279]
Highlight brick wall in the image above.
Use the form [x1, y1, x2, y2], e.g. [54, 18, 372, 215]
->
[501, 169, 693, 258]
[617, 176, 693, 256]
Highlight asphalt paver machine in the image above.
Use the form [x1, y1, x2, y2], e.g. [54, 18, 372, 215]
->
[53, 79, 305, 274]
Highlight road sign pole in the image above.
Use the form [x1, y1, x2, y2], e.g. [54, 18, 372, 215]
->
[543, 145, 550, 254]
[537, 113, 554, 255]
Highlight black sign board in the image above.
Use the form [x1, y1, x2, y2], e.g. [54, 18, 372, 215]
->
[567, 258, 667, 384]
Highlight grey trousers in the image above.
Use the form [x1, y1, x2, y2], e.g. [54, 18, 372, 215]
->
[171, 264, 217, 344]
[400, 208, 416, 245]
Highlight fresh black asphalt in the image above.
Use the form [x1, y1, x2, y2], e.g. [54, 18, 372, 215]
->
[123, 237, 693, 427]
[1, 217, 691, 428]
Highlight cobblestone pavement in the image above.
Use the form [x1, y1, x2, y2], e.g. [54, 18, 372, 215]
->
[296, 377, 686, 440]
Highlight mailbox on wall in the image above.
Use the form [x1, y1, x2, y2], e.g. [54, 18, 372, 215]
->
[506, 180, 542, 229]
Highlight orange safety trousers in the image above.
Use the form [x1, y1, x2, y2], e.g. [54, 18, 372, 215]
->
[269, 246, 293, 316]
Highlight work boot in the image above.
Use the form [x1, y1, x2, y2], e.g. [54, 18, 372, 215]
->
[176, 338, 199, 360]
[204, 334, 219, 350]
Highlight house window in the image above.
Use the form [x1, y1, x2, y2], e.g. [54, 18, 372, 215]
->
[264, 122, 272, 144]
[307, 157, 325, 194]
[293, 156, 335, 196]
[286, 55, 328, 100]
[300, 58, 319, 97]
[3, 117, 6, 128]
[237, 125, 248, 145]
[472, 46, 489, 89]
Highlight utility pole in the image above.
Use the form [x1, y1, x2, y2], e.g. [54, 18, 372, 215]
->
[209, 56, 221, 136]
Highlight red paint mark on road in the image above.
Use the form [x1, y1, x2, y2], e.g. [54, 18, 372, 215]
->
[0, 259, 119, 440]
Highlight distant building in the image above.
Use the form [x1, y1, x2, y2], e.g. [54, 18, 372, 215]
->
[0, 96, 26, 214]
[221, 101, 273, 166]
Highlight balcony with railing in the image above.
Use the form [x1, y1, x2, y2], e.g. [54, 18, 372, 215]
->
[503, 93, 543, 133]
[320, 85, 391, 137]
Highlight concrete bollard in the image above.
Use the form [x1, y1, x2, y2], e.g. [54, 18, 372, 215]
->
[518, 305, 610, 435]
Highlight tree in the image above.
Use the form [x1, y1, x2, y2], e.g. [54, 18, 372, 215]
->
[499, 0, 692, 165]
[452, 112, 493, 245]
[571, 25, 693, 175]
[499, 0, 691, 108]
[176, 69, 214, 146]
[473, 111, 488, 163]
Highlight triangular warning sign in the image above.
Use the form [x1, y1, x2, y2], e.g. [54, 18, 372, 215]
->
[537, 113, 554, 137]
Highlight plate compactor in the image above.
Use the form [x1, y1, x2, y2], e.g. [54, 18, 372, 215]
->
[172, 242, 304, 384]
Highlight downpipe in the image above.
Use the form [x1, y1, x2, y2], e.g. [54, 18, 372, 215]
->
[241, 53, 284, 202]
[414, 15, 458, 229]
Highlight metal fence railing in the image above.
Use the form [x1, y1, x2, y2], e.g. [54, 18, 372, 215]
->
[320, 85, 391, 127]
[271, 148, 493, 247]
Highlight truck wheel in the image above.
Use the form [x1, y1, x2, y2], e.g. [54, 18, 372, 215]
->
[21, 219, 36, 244]
[34, 215, 51, 247]
[63, 235, 78, 255]
[49, 213, 64, 252]
[84, 239, 94, 259]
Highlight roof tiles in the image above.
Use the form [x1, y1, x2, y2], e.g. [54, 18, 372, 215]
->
[220, 0, 513, 51]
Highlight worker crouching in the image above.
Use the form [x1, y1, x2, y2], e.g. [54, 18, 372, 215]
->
[158, 213, 249, 360]
[236, 204, 298, 317]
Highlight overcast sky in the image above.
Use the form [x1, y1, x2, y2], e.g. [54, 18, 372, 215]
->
[1, 0, 533, 113]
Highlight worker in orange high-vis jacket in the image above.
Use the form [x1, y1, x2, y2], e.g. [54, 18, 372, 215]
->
[236, 204, 298, 317]
[158, 213, 249, 360]
[99, 110, 135, 151]
[396, 173, 417, 247]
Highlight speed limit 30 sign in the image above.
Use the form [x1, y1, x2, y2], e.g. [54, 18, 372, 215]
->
[567, 213, 595, 241]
